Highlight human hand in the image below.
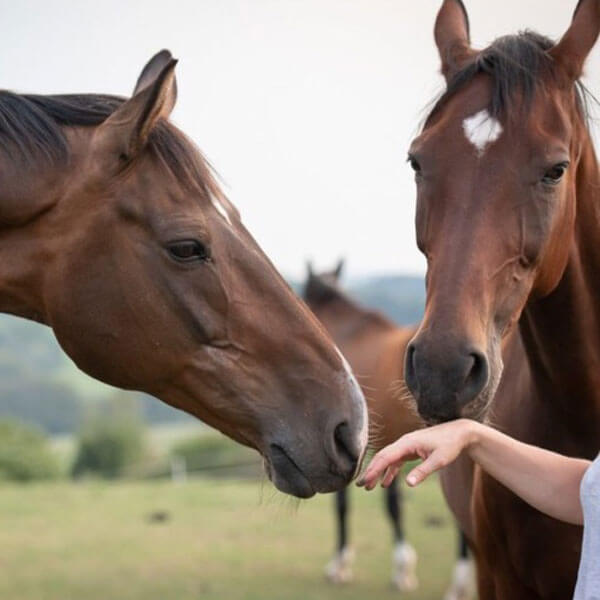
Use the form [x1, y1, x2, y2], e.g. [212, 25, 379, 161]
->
[357, 419, 476, 490]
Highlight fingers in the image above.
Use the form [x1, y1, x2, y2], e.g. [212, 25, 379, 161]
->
[381, 465, 400, 488]
[357, 421, 469, 491]
[356, 438, 415, 490]
[406, 451, 445, 487]
[356, 450, 392, 490]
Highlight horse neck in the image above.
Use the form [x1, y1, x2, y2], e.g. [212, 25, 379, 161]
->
[519, 134, 600, 420]
[0, 144, 75, 324]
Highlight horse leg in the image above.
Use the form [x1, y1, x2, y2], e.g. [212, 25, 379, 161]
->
[325, 486, 354, 584]
[443, 528, 475, 600]
[386, 478, 418, 591]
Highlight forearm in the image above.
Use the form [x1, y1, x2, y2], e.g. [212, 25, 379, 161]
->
[467, 422, 590, 525]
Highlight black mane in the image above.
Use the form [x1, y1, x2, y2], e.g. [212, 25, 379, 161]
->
[0, 91, 217, 192]
[426, 30, 595, 125]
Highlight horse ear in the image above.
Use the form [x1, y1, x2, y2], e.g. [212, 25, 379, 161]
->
[549, 0, 600, 82]
[333, 259, 345, 280]
[133, 49, 178, 112]
[434, 0, 476, 82]
[94, 54, 177, 166]
[306, 260, 314, 277]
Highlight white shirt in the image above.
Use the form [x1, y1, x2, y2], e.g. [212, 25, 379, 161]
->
[574, 453, 600, 599]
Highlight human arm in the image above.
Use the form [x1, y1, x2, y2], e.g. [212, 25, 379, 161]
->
[357, 419, 590, 525]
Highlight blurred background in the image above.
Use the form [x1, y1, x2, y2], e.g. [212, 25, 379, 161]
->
[0, 1, 599, 599]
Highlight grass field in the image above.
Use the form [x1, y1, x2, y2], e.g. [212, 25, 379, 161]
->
[0, 476, 460, 600]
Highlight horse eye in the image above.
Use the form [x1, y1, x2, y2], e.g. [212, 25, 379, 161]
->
[408, 156, 422, 173]
[167, 240, 210, 262]
[542, 162, 569, 185]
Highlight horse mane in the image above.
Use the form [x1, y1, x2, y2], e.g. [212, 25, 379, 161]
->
[425, 30, 597, 126]
[0, 91, 221, 195]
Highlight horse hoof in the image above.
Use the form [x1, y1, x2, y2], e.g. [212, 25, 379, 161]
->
[443, 590, 473, 600]
[443, 558, 475, 600]
[325, 546, 355, 584]
[392, 573, 419, 591]
[392, 542, 419, 591]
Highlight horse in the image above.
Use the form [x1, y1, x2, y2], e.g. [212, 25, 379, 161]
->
[0, 50, 368, 499]
[404, 1, 600, 598]
[303, 262, 473, 599]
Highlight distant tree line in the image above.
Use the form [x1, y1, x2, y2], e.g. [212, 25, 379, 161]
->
[0, 409, 257, 483]
[0, 384, 192, 435]
[349, 275, 424, 325]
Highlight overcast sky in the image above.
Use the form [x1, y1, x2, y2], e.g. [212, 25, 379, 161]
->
[2, 0, 599, 279]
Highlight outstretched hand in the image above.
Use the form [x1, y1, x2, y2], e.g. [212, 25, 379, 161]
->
[357, 419, 476, 490]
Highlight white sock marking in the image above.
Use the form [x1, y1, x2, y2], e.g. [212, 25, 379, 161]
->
[444, 558, 475, 600]
[325, 546, 355, 584]
[392, 541, 419, 591]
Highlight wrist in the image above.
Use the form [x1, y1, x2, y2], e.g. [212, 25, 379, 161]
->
[459, 419, 483, 453]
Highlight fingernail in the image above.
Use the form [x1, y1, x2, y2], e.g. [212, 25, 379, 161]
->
[407, 475, 416, 486]
[356, 478, 365, 487]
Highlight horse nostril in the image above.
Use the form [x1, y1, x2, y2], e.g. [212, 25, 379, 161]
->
[405, 339, 490, 421]
[404, 342, 418, 396]
[333, 421, 359, 473]
[458, 350, 489, 407]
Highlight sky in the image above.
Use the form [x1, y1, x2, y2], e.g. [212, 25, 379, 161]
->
[2, 0, 599, 279]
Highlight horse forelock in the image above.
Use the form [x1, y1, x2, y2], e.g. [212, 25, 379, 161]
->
[424, 30, 597, 129]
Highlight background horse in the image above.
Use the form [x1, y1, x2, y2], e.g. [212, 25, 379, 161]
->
[0, 50, 368, 499]
[303, 262, 473, 599]
[404, 1, 600, 597]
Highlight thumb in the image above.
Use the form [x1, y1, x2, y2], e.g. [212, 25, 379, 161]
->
[406, 450, 447, 487]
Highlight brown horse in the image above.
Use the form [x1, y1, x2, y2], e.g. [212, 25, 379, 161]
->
[404, 1, 600, 598]
[0, 50, 368, 499]
[304, 262, 474, 598]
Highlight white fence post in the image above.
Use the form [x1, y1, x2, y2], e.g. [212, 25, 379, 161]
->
[170, 455, 187, 483]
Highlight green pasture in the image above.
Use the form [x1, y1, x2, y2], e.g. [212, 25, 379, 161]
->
[0, 477, 458, 600]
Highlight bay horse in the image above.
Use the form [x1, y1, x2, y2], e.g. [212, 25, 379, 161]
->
[0, 50, 368, 499]
[304, 262, 473, 599]
[404, 1, 600, 598]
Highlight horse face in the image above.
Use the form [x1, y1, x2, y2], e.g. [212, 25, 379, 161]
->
[45, 53, 367, 498]
[404, 0, 598, 423]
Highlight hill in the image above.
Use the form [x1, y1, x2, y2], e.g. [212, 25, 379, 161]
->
[348, 274, 424, 325]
